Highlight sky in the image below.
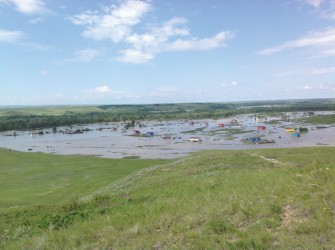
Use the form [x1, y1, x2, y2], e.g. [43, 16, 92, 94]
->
[0, 0, 335, 105]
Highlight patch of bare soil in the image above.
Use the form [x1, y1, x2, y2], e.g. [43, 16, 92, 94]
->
[281, 204, 295, 227]
[281, 204, 306, 228]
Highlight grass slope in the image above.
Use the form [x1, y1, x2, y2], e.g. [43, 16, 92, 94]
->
[0, 149, 170, 208]
[301, 114, 335, 125]
[1, 147, 335, 249]
[0, 106, 103, 116]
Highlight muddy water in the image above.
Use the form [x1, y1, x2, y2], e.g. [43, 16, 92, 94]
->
[1, 112, 334, 159]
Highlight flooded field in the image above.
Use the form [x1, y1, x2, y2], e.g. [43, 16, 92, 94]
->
[1, 111, 334, 159]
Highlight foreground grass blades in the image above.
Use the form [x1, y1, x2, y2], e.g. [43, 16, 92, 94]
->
[1, 147, 334, 249]
[0, 149, 170, 207]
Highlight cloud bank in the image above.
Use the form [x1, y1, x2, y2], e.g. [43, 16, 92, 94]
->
[301, 0, 335, 19]
[0, 29, 25, 43]
[258, 27, 335, 57]
[70, 0, 232, 64]
[0, 0, 47, 14]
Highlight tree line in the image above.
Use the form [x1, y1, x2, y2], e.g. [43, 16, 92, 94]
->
[0, 101, 334, 132]
[0, 110, 238, 131]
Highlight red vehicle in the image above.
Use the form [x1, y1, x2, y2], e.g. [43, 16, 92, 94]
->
[257, 126, 266, 131]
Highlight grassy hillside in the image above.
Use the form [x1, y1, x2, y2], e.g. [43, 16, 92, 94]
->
[0, 149, 170, 208]
[1, 147, 334, 249]
[0, 106, 103, 116]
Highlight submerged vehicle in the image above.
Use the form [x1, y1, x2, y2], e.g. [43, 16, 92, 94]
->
[189, 137, 202, 142]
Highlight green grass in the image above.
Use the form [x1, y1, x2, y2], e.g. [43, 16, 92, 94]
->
[1, 147, 335, 249]
[301, 114, 335, 125]
[0, 106, 104, 116]
[0, 149, 169, 208]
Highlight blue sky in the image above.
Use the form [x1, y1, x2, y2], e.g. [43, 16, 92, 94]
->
[0, 0, 334, 105]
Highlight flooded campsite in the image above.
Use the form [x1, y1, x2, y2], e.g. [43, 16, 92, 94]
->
[1, 111, 334, 159]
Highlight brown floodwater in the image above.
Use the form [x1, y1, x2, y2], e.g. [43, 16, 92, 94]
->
[1, 112, 334, 159]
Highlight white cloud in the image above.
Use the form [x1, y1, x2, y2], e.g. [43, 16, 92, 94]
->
[0, 0, 47, 14]
[304, 85, 313, 90]
[310, 67, 335, 74]
[0, 28, 51, 50]
[118, 49, 154, 64]
[258, 27, 335, 56]
[70, 0, 151, 42]
[70, 48, 102, 62]
[320, 1, 335, 19]
[303, 0, 324, 8]
[300, 0, 335, 20]
[71, 1, 233, 64]
[166, 31, 232, 51]
[125, 18, 189, 50]
[0, 29, 25, 43]
[117, 17, 189, 62]
[94, 85, 111, 94]
[118, 19, 232, 63]
[222, 81, 238, 87]
[29, 17, 43, 24]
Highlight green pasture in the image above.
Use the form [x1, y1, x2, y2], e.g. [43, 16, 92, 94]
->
[301, 114, 335, 125]
[0, 106, 103, 116]
[0, 148, 170, 207]
[1, 147, 334, 249]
